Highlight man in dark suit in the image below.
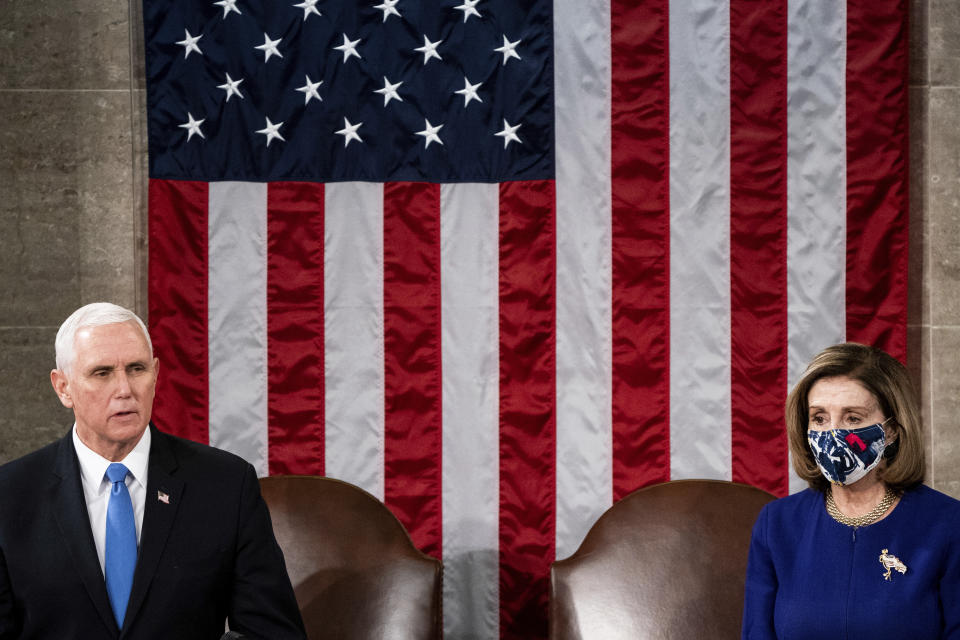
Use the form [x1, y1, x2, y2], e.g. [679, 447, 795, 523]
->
[0, 303, 306, 639]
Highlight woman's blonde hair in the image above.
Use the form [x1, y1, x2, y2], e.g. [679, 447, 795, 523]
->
[786, 343, 925, 492]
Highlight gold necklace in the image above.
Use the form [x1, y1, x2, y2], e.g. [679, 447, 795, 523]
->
[825, 486, 899, 528]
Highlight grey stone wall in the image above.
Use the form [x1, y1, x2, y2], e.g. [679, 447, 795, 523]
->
[0, 0, 957, 499]
[0, 0, 146, 462]
[913, 0, 960, 497]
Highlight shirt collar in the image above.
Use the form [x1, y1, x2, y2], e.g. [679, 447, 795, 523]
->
[72, 424, 151, 492]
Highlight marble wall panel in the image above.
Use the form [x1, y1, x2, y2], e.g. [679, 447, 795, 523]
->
[0, 92, 82, 325]
[131, 86, 149, 317]
[129, 0, 150, 316]
[907, 322, 932, 470]
[927, 87, 960, 329]
[0, 0, 131, 90]
[924, 0, 960, 498]
[908, 86, 928, 332]
[911, 0, 929, 86]
[0, 90, 135, 325]
[930, 327, 960, 495]
[930, 0, 960, 88]
[908, 40, 931, 458]
[0, 328, 73, 464]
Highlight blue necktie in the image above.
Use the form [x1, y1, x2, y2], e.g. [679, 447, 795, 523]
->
[105, 463, 137, 627]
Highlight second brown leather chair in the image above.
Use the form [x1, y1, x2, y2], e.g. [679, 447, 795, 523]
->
[550, 479, 775, 640]
[260, 475, 442, 640]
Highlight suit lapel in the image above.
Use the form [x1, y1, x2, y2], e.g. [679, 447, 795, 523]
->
[122, 425, 183, 635]
[50, 431, 120, 636]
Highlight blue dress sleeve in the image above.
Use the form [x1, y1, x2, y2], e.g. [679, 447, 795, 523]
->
[742, 504, 777, 640]
[941, 508, 960, 639]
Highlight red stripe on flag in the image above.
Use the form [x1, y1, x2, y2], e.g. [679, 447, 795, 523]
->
[498, 180, 556, 640]
[611, 0, 671, 499]
[266, 182, 325, 476]
[729, 0, 789, 496]
[148, 179, 209, 444]
[845, 0, 909, 361]
[383, 182, 443, 558]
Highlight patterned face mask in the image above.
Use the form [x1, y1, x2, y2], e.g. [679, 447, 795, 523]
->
[807, 420, 889, 486]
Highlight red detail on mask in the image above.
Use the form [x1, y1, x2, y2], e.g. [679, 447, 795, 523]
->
[845, 433, 867, 452]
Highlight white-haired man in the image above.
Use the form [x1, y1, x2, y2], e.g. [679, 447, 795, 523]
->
[0, 303, 306, 639]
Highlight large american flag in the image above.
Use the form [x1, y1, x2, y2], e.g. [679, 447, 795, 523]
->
[143, 0, 908, 637]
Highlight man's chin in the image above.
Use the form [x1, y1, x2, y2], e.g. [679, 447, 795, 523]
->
[76, 421, 148, 460]
[109, 420, 148, 442]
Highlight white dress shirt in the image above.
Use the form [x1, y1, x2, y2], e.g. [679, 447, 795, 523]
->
[72, 425, 151, 574]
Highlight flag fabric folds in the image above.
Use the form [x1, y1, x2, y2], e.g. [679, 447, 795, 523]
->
[144, 0, 908, 638]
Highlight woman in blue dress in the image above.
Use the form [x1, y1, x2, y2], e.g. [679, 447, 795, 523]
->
[742, 343, 960, 639]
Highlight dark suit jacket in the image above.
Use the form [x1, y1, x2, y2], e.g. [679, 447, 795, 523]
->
[0, 424, 306, 640]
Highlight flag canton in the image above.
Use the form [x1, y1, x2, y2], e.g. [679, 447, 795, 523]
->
[143, 0, 554, 183]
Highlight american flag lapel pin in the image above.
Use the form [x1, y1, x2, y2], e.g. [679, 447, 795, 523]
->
[157, 490, 170, 505]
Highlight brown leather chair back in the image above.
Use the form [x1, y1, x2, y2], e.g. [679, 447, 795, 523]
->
[260, 475, 442, 640]
[550, 479, 775, 640]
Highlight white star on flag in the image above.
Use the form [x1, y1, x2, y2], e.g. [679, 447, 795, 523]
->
[255, 33, 283, 62]
[335, 117, 363, 147]
[495, 119, 522, 148]
[217, 73, 244, 102]
[455, 77, 483, 107]
[296, 75, 324, 105]
[213, 0, 241, 18]
[256, 117, 285, 146]
[334, 34, 362, 63]
[374, 77, 403, 106]
[416, 118, 444, 148]
[494, 35, 521, 65]
[374, 0, 401, 22]
[454, 0, 481, 22]
[179, 112, 205, 141]
[414, 35, 443, 65]
[175, 29, 203, 59]
[293, 0, 320, 20]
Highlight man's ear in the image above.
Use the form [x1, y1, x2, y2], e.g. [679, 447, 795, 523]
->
[51, 369, 74, 409]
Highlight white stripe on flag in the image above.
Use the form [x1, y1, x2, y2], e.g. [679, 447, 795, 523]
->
[669, 0, 732, 480]
[324, 182, 386, 499]
[554, 0, 613, 559]
[440, 183, 501, 640]
[208, 181, 269, 476]
[786, 0, 848, 493]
